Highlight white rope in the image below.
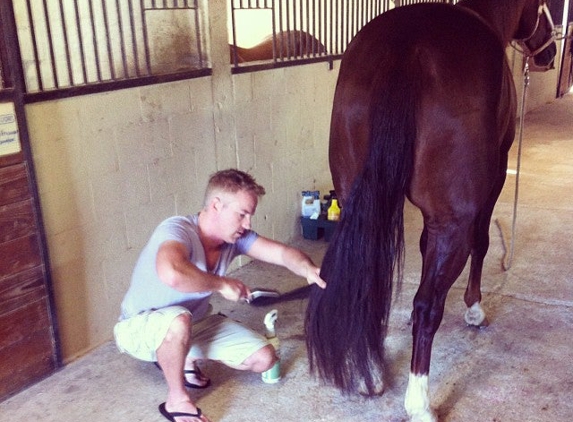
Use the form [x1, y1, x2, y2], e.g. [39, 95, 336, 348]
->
[496, 57, 530, 271]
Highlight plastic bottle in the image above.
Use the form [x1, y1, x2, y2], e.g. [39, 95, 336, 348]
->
[327, 198, 341, 221]
[261, 309, 281, 383]
[301, 190, 321, 218]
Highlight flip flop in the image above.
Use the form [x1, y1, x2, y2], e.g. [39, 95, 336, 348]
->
[159, 402, 203, 422]
[154, 362, 211, 389]
[183, 367, 211, 389]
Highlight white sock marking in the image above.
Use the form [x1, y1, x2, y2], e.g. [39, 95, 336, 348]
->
[464, 302, 486, 326]
[404, 373, 437, 422]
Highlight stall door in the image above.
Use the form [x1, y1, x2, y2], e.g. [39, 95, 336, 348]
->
[0, 1, 60, 401]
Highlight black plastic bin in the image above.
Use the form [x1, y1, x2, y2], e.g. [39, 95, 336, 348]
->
[300, 216, 338, 241]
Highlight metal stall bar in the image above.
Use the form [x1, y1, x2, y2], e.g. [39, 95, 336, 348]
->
[72, 0, 89, 85]
[14, 0, 209, 101]
[100, 0, 115, 80]
[41, 0, 60, 88]
[129, 0, 143, 77]
[88, 0, 103, 82]
[58, 0, 74, 86]
[24, 0, 43, 91]
[192, 0, 204, 69]
[114, 0, 129, 78]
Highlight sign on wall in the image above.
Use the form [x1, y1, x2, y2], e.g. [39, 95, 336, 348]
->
[0, 102, 20, 156]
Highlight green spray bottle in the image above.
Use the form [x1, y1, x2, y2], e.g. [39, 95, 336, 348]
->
[261, 309, 281, 383]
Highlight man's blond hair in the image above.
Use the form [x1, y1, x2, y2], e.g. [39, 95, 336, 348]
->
[203, 169, 266, 206]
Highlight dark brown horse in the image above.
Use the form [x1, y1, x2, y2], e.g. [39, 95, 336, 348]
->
[305, 0, 556, 421]
[230, 30, 326, 64]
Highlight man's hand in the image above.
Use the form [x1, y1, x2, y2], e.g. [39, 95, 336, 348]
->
[306, 265, 326, 289]
[218, 277, 251, 302]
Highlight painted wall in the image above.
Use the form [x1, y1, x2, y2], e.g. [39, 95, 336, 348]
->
[22, 0, 561, 363]
[25, 0, 338, 362]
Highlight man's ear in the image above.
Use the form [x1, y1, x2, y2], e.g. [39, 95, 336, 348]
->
[211, 196, 223, 212]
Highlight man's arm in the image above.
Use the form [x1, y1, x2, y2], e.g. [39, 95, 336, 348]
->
[156, 240, 250, 301]
[246, 236, 326, 289]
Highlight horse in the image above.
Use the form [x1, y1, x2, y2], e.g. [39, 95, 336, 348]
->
[230, 30, 326, 64]
[304, 1, 556, 421]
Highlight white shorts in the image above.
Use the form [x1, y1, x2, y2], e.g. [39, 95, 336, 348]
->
[114, 306, 269, 367]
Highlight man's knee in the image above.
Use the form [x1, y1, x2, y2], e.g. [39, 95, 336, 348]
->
[244, 344, 277, 373]
[164, 312, 192, 342]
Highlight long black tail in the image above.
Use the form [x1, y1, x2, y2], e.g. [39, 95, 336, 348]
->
[305, 69, 417, 395]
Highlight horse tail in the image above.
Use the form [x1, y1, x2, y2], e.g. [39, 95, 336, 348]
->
[305, 67, 417, 395]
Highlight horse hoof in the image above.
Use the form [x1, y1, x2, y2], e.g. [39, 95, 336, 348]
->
[405, 373, 436, 422]
[464, 302, 487, 327]
[409, 410, 438, 422]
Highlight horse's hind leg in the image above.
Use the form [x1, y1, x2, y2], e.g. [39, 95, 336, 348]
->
[405, 223, 473, 422]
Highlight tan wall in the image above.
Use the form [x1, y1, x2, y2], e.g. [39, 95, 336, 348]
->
[23, 0, 561, 363]
[26, 0, 338, 362]
[27, 64, 338, 362]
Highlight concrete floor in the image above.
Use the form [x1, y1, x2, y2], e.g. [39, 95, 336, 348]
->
[1, 93, 572, 421]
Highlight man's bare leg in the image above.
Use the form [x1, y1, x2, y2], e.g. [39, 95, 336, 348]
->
[156, 313, 210, 422]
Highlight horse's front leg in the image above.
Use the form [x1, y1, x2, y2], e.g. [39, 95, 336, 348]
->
[463, 201, 496, 328]
[464, 224, 488, 327]
[464, 156, 510, 328]
[463, 251, 488, 327]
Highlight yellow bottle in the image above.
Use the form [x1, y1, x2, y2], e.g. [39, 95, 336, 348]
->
[327, 198, 341, 221]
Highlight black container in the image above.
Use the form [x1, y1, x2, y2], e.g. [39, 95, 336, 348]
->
[300, 216, 338, 241]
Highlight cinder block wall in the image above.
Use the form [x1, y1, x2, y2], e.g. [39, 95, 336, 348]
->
[26, 0, 338, 362]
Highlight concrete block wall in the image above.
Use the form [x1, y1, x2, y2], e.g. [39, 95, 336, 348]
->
[27, 62, 338, 362]
[21, 0, 339, 362]
[26, 63, 337, 360]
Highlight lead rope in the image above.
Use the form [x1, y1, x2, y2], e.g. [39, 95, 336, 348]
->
[496, 57, 530, 271]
